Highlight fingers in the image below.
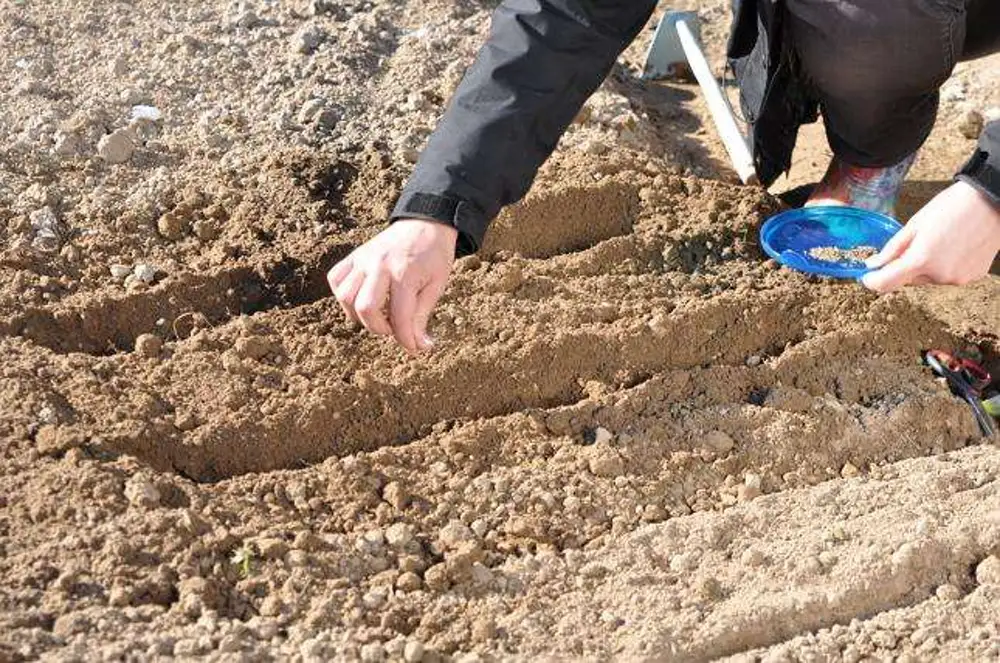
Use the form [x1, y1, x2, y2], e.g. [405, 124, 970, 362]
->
[389, 276, 447, 354]
[330, 258, 444, 353]
[327, 256, 354, 290]
[327, 220, 456, 351]
[388, 283, 419, 354]
[354, 269, 392, 336]
[861, 254, 923, 293]
[333, 269, 365, 323]
[330, 256, 362, 323]
[413, 279, 447, 352]
[866, 222, 916, 269]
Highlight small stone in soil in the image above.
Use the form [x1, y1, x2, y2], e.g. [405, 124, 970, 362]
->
[976, 555, 1000, 586]
[437, 520, 475, 551]
[958, 109, 984, 140]
[396, 572, 422, 592]
[403, 640, 425, 663]
[359, 642, 384, 662]
[192, 218, 218, 241]
[382, 481, 409, 510]
[298, 98, 326, 124]
[54, 132, 82, 157]
[97, 129, 135, 164]
[738, 473, 763, 502]
[294, 26, 324, 54]
[109, 264, 132, 280]
[741, 547, 765, 567]
[588, 446, 625, 478]
[593, 426, 613, 445]
[130, 105, 162, 122]
[235, 9, 261, 29]
[157, 212, 186, 240]
[134, 334, 162, 358]
[423, 564, 449, 591]
[124, 476, 161, 507]
[807, 245, 877, 264]
[133, 264, 157, 284]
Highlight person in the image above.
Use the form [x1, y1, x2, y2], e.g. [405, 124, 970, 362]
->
[328, 0, 1000, 355]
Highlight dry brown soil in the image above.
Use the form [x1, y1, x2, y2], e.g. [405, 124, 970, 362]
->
[1, 1, 999, 662]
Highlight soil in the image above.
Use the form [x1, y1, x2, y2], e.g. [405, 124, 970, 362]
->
[1, 1, 999, 662]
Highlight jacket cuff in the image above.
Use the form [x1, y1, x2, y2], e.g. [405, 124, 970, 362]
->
[956, 124, 1000, 208]
[390, 191, 487, 257]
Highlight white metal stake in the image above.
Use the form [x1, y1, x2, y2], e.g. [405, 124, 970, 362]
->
[675, 18, 758, 185]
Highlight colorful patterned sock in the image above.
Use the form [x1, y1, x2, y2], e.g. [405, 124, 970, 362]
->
[806, 152, 917, 218]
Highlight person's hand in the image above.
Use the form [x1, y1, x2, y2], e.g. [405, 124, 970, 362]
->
[328, 219, 457, 354]
[862, 181, 1000, 292]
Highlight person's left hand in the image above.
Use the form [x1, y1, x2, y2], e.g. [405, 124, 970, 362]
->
[862, 180, 1000, 292]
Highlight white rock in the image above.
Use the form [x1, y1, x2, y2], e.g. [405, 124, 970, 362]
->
[470, 518, 489, 538]
[29, 206, 59, 234]
[29, 207, 61, 251]
[132, 264, 157, 283]
[109, 264, 132, 280]
[403, 26, 431, 41]
[941, 80, 967, 103]
[130, 105, 162, 122]
[738, 473, 763, 502]
[385, 523, 415, 549]
[293, 26, 323, 54]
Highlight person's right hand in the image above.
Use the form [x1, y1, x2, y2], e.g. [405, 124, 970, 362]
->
[327, 219, 457, 354]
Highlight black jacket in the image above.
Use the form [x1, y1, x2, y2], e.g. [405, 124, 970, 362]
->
[390, 0, 1000, 255]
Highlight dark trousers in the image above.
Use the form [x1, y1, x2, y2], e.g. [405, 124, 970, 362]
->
[786, 0, 1000, 167]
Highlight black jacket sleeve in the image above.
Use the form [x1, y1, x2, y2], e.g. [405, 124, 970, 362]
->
[957, 119, 1000, 208]
[389, 0, 657, 255]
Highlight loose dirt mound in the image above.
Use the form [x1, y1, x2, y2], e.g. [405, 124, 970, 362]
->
[2, 1, 999, 662]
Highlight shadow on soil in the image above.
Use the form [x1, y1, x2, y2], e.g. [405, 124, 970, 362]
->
[2, 243, 352, 356]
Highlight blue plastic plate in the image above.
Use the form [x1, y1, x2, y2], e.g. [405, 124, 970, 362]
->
[759, 206, 903, 279]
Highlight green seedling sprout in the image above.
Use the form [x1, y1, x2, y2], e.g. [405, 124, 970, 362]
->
[230, 544, 254, 578]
